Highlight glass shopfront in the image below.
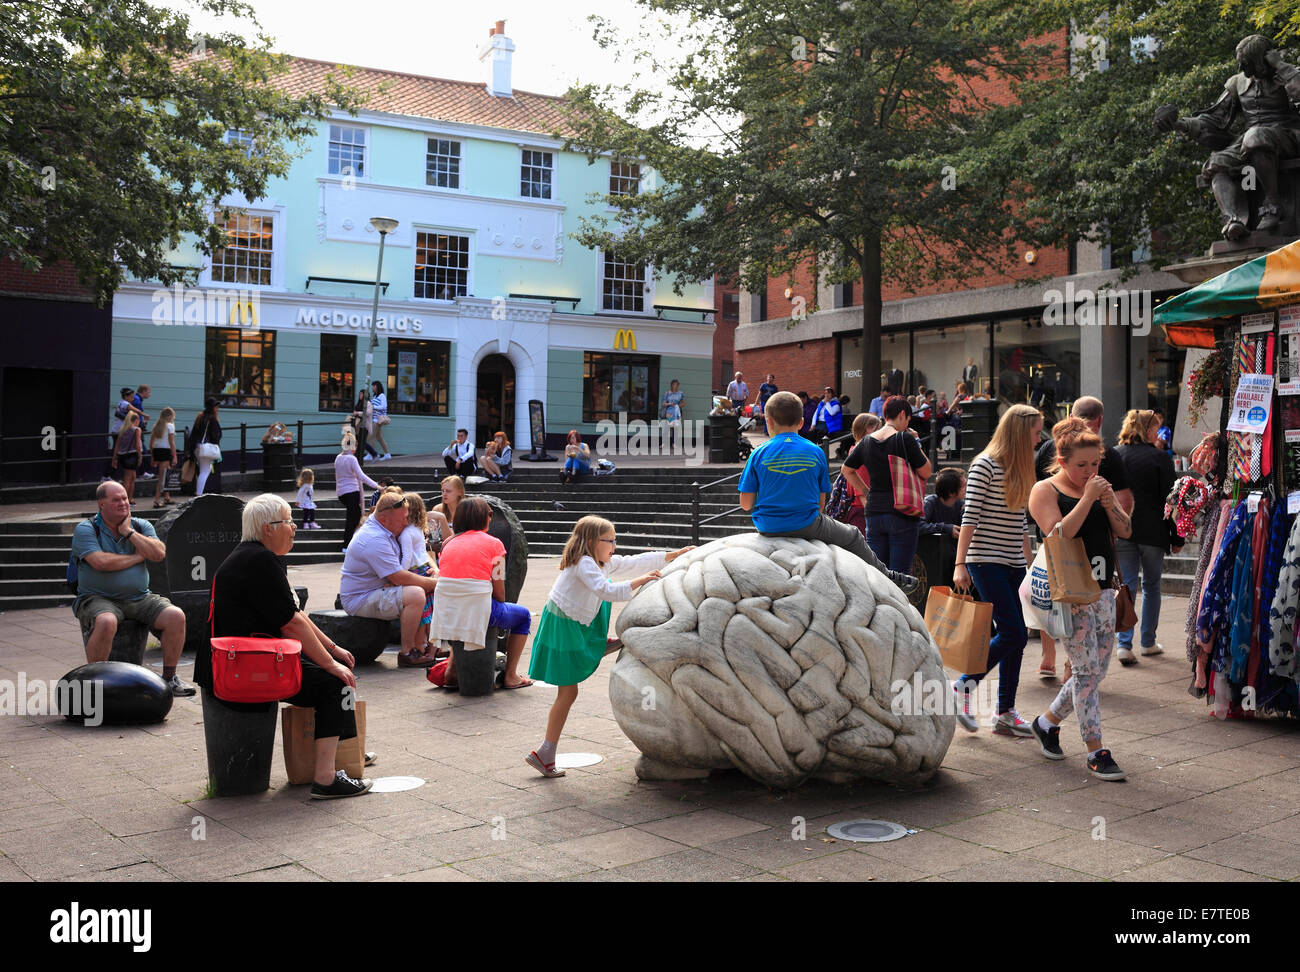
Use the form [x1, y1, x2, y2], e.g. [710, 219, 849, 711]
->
[993, 316, 1080, 426]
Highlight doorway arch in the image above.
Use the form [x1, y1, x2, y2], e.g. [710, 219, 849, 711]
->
[476, 354, 516, 448]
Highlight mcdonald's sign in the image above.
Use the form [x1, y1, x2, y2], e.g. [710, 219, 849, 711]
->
[613, 328, 637, 351]
[229, 298, 258, 328]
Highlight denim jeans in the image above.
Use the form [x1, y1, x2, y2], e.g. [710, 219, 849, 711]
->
[865, 513, 921, 574]
[564, 457, 590, 476]
[961, 562, 1029, 715]
[1114, 538, 1164, 649]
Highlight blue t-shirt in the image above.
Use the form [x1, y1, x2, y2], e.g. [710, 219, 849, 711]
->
[737, 433, 831, 533]
[70, 514, 156, 610]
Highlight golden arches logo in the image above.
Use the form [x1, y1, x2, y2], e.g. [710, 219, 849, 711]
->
[613, 328, 637, 350]
[228, 299, 258, 327]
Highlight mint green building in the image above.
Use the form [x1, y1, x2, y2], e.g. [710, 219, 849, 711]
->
[111, 24, 714, 459]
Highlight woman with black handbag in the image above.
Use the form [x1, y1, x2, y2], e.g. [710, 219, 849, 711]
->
[1027, 418, 1133, 781]
[208, 493, 374, 799]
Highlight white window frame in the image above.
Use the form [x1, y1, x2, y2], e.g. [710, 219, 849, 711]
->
[327, 123, 369, 181]
[609, 159, 641, 198]
[200, 203, 286, 291]
[412, 227, 475, 302]
[519, 146, 554, 200]
[225, 129, 256, 158]
[597, 247, 653, 315]
[424, 136, 464, 191]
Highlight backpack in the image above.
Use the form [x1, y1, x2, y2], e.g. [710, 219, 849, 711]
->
[825, 473, 852, 521]
[66, 518, 103, 594]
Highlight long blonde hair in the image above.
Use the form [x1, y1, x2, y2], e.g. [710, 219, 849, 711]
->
[560, 515, 615, 570]
[404, 491, 428, 533]
[1117, 409, 1158, 446]
[982, 404, 1040, 510]
[150, 407, 175, 442]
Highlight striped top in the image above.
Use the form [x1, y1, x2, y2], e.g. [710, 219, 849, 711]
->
[960, 454, 1029, 567]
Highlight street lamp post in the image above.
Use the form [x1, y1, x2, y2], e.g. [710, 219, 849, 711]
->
[365, 217, 400, 398]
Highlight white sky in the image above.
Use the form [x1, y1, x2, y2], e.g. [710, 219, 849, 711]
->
[177, 0, 693, 99]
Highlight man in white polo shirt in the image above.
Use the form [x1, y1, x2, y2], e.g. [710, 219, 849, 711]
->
[339, 491, 438, 667]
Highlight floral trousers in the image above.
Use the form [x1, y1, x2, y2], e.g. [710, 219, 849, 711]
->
[1049, 589, 1117, 745]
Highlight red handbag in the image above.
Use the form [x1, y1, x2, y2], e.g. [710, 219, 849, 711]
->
[208, 582, 302, 703]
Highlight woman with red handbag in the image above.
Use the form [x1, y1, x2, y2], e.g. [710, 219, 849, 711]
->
[207, 494, 374, 799]
[841, 396, 931, 573]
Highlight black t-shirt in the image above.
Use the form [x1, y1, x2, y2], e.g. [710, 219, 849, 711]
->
[1034, 438, 1129, 492]
[201, 540, 298, 691]
[1053, 485, 1115, 585]
[844, 430, 928, 517]
[1115, 442, 1176, 548]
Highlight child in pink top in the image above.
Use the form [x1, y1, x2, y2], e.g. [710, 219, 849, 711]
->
[437, 496, 532, 690]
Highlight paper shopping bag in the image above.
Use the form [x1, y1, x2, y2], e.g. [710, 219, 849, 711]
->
[1042, 531, 1102, 605]
[923, 586, 991, 674]
[281, 700, 366, 785]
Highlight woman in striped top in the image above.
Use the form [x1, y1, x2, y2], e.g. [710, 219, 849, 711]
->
[951, 404, 1042, 736]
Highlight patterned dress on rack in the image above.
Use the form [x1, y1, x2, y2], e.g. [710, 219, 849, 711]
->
[1265, 509, 1300, 682]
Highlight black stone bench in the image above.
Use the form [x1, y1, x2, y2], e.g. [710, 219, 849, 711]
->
[309, 610, 393, 665]
[77, 615, 150, 666]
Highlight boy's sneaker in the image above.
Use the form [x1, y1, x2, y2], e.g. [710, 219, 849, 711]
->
[166, 674, 197, 697]
[887, 570, 921, 597]
[952, 681, 978, 732]
[1140, 643, 1164, 656]
[1030, 717, 1066, 760]
[991, 709, 1034, 737]
[310, 770, 373, 799]
[1087, 749, 1127, 781]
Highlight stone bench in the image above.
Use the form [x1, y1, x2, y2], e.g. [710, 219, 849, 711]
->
[78, 615, 150, 666]
[309, 610, 393, 665]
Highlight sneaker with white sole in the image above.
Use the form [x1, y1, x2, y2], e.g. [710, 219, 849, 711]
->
[310, 770, 373, 799]
[381, 453, 392, 461]
[1117, 646, 1137, 665]
[166, 674, 196, 697]
[952, 681, 978, 732]
[1139, 643, 1164, 656]
[991, 709, 1034, 737]
[1087, 749, 1127, 781]
[1030, 717, 1065, 760]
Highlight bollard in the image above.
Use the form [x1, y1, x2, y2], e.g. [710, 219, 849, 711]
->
[239, 423, 247, 474]
[691, 481, 700, 545]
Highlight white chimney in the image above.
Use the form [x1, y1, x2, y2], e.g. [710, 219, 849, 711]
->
[479, 20, 515, 98]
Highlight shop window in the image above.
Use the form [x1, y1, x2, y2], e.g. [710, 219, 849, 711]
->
[206, 328, 275, 409]
[211, 213, 273, 286]
[521, 149, 552, 199]
[328, 124, 366, 178]
[912, 321, 990, 403]
[426, 138, 461, 189]
[584, 351, 659, 423]
[995, 317, 1080, 423]
[602, 249, 646, 312]
[318, 335, 356, 412]
[387, 339, 450, 415]
[414, 232, 470, 300]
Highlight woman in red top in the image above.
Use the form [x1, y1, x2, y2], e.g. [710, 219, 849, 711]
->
[436, 497, 533, 689]
[841, 412, 881, 535]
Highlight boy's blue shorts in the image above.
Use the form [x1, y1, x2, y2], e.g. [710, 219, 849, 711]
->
[489, 600, 532, 635]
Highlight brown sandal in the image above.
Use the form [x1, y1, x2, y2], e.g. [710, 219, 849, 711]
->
[398, 651, 436, 668]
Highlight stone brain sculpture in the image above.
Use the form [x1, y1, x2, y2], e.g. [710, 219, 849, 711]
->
[609, 535, 954, 788]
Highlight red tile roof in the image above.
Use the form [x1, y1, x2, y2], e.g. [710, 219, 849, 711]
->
[273, 56, 579, 138]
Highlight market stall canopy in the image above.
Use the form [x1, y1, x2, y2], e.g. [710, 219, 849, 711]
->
[1157, 239, 1300, 346]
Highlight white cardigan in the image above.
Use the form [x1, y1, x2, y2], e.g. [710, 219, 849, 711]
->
[547, 551, 667, 626]
[429, 576, 492, 651]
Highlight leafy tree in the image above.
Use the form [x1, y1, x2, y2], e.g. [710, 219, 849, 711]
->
[558, 0, 1062, 391]
[1, 0, 364, 304]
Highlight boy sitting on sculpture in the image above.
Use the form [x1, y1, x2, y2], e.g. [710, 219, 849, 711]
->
[738, 391, 920, 595]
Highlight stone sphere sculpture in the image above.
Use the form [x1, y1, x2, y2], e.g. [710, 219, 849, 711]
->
[609, 535, 954, 788]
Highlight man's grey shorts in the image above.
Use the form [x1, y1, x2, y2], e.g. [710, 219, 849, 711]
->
[75, 593, 173, 634]
[343, 586, 406, 620]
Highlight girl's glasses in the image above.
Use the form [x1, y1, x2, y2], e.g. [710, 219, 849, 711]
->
[598, 538, 617, 547]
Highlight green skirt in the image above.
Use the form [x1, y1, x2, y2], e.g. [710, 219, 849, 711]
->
[528, 600, 612, 686]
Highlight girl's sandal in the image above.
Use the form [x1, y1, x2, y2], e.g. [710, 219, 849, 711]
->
[525, 751, 566, 778]
[1038, 666, 1055, 679]
[398, 651, 435, 668]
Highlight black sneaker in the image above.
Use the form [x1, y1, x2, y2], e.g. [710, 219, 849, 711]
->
[887, 570, 921, 597]
[310, 770, 373, 799]
[1030, 716, 1066, 760]
[1087, 749, 1127, 781]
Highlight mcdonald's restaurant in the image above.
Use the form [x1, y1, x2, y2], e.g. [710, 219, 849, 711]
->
[108, 282, 714, 458]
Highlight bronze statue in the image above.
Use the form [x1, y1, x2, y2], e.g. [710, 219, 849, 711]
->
[1155, 35, 1300, 240]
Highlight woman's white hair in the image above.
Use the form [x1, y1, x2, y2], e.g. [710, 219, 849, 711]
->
[242, 493, 292, 542]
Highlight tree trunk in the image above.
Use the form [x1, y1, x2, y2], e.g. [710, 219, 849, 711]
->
[859, 234, 882, 409]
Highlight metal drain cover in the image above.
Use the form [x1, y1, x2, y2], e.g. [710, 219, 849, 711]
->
[554, 752, 602, 768]
[826, 819, 911, 843]
[368, 776, 426, 793]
